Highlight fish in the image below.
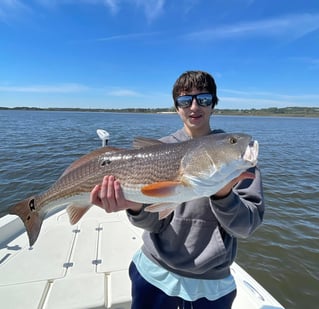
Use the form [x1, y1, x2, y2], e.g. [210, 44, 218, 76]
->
[7, 133, 258, 246]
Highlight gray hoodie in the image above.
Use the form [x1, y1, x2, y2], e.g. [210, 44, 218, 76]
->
[127, 128, 265, 279]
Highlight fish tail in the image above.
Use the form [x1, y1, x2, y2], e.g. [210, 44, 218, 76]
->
[8, 197, 44, 247]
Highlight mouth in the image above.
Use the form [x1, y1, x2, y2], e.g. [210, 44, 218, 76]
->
[189, 114, 202, 120]
[243, 140, 259, 165]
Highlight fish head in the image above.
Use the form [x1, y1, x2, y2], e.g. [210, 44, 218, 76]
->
[182, 133, 259, 192]
[204, 133, 258, 168]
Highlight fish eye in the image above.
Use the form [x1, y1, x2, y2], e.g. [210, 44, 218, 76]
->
[229, 137, 237, 144]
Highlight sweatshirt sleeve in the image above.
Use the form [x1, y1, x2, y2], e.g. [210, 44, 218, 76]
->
[210, 166, 265, 239]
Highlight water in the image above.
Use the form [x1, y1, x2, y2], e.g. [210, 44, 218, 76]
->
[0, 110, 318, 308]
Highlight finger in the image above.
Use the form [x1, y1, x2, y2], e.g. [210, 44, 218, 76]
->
[105, 175, 118, 212]
[114, 179, 123, 201]
[113, 179, 143, 212]
[99, 176, 113, 211]
[90, 184, 102, 206]
[107, 175, 115, 200]
[100, 176, 109, 200]
[113, 179, 127, 211]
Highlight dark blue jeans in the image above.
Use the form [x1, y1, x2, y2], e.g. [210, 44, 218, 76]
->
[129, 262, 237, 309]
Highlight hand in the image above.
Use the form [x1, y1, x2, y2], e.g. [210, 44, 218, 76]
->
[90, 175, 143, 213]
[213, 171, 255, 198]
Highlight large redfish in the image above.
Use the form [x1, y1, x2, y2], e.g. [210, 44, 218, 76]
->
[7, 133, 258, 246]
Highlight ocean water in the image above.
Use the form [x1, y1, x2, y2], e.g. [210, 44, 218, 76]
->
[0, 110, 318, 308]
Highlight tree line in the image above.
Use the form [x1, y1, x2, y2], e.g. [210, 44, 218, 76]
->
[1, 106, 319, 117]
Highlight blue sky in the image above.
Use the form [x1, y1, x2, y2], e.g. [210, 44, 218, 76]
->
[1, 0, 319, 109]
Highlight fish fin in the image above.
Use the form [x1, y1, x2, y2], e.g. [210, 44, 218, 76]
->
[8, 197, 45, 247]
[145, 202, 178, 219]
[132, 137, 164, 149]
[60, 146, 121, 178]
[141, 181, 181, 197]
[158, 208, 175, 220]
[66, 203, 92, 225]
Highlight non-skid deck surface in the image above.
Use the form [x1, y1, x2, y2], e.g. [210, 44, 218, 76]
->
[0, 208, 143, 309]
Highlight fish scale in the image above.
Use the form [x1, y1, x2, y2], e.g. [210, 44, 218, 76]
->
[96, 147, 183, 184]
[7, 133, 258, 246]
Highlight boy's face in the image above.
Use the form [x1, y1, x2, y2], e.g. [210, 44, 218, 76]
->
[176, 88, 213, 138]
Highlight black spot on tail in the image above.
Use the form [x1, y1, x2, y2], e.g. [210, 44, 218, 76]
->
[29, 199, 36, 211]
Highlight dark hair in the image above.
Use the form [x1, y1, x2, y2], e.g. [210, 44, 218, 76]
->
[172, 70, 219, 108]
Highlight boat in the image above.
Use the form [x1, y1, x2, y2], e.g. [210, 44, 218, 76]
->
[0, 130, 285, 309]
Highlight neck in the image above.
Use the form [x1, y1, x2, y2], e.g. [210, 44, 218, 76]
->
[184, 126, 212, 138]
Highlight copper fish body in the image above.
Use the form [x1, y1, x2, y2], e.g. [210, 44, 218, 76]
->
[7, 133, 258, 246]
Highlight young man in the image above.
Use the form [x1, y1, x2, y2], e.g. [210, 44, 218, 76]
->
[90, 70, 265, 308]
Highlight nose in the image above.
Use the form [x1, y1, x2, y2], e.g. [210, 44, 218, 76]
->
[190, 97, 200, 110]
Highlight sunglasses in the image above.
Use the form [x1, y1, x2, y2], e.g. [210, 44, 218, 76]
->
[175, 93, 214, 108]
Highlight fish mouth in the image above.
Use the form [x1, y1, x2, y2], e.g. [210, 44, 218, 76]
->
[243, 140, 259, 165]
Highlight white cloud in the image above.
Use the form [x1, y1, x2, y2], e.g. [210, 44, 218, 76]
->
[0, 83, 89, 93]
[0, 83, 155, 100]
[0, 0, 166, 23]
[0, 0, 30, 22]
[35, 0, 165, 21]
[219, 88, 319, 108]
[135, 0, 165, 22]
[96, 31, 160, 41]
[184, 13, 319, 42]
[107, 88, 143, 97]
[222, 88, 319, 100]
[104, 0, 119, 15]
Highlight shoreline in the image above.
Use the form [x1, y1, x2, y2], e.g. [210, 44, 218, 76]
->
[1, 106, 319, 118]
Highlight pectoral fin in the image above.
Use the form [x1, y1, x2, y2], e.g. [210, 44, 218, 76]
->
[60, 146, 121, 178]
[145, 202, 179, 219]
[141, 181, 181, 197]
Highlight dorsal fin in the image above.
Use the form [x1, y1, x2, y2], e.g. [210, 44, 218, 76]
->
[132, 137, 164, 149]
[60, 146, 121, 178]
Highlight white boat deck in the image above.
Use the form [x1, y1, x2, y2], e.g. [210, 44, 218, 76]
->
[0, 207, 284, 309]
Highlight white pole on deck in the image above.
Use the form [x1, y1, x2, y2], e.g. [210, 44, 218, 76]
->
[96, 129, 110, 147]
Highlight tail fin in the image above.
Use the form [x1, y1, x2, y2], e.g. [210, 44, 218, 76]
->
[8, 197, 44, 247]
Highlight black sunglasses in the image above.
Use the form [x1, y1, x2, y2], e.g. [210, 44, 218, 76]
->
[175, 93, 214, 108]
